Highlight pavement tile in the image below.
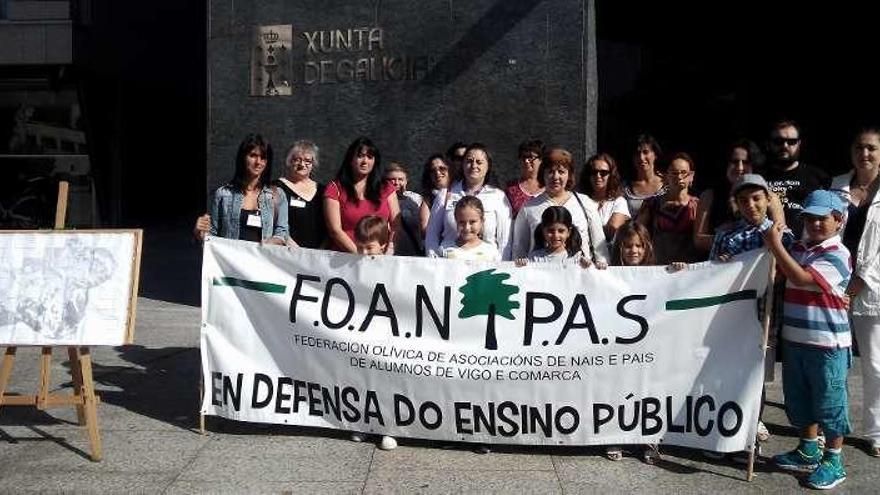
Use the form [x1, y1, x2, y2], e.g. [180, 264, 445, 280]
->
[178, 434, 373, 482]
[365, 469, 561, 494]
[0, 429, 207, 476]
[554, 452, 767, 494]
[0, 471, 173, 494]
[369, 444, 555, 472]
[166, 480, 364, 494]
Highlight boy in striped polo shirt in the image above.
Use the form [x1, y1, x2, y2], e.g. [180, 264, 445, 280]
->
[765, 190, 852, 490]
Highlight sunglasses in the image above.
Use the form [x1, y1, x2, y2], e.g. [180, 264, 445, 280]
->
[666, 170, 692, 178]
[771, 137, 800, 146]
[589, 169, 610, 178]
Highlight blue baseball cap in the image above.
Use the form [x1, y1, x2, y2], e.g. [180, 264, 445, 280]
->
[801, 190, 846, 217]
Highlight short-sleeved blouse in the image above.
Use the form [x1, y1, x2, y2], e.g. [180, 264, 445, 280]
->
[324, 180, 396, 251]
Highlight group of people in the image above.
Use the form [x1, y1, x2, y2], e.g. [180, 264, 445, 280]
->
[193, 119, 880, 490]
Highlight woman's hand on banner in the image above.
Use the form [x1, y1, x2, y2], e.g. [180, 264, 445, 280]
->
[194, 214, 210, 241]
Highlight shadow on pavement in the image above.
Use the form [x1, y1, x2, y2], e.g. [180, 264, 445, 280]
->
[80, 345, 201, 431]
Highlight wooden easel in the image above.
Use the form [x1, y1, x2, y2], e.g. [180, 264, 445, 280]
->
[0, 181, 105, 461]
[746, 256, 777, 481]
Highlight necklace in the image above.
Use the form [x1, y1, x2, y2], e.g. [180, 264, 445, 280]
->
[548, 191, 569, 205]
[852, 174, 878, 191]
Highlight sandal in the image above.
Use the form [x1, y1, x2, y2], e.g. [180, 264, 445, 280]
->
[642, 444, 661, 465]
[605, 446, 623, 461]
[756, 421, 770, 442]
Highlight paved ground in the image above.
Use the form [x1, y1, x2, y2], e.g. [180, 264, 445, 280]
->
[1, 227, 879, 493]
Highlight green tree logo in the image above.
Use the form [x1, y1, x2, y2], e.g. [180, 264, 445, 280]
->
[458, 269, 520, 350]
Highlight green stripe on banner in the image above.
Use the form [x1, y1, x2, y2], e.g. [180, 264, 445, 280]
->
[665, 289, 757, 311]
[213, 277, 286, 294]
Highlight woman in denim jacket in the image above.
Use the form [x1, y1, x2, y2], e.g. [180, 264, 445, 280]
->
[194, 134, 289, 244]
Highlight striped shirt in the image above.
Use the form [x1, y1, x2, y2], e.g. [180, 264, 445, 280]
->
[782, 235, 852, 348]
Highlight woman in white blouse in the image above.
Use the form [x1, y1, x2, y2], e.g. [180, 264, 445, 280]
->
[833, 127, 880, 457]
[579, 152, 630, 241]
[512, 147, 609, 265]
[425, 143, 513, 259]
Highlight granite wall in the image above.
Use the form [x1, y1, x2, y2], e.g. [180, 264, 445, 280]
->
[208, 0, 596, 189]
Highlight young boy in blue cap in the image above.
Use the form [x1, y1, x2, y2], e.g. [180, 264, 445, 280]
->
[764, 190, 852, 489]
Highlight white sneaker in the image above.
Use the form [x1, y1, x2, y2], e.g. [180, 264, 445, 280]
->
[350, 432, 366, 443]
[379, 435, 397, 450]
[756, 421, 770, 442]
[606, 445, 623, 461]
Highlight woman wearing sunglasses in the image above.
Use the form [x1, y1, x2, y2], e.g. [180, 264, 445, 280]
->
[418, 153, 450, 236]
[579, 153, 630, 241]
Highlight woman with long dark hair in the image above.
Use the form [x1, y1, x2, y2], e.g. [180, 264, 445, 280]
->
[418, 153, 450, 236]
[694, 139, 767, 251]
[193, 134, 288, 244]
[623, 134, 666, 217]
[323, 137, 400, 253]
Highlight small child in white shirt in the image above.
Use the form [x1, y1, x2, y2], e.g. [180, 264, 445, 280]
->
[517, 206, 589, 267]
[439, 196, 500, 261]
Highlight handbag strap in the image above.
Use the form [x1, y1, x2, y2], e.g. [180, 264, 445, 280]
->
[572, 192, 597, 262]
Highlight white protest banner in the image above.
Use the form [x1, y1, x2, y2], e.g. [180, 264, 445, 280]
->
[200, 236, 770, 451]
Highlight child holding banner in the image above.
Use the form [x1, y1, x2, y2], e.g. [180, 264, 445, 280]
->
[606, 220, 660, 463]
[354, 215, 390, 255]
[703, 173, 794, 462]
[610, 221, 655, 267]
[515, 206, 589, 267]
[709, 174, 794, 261]
[765, 190, 852, 489]
[438, 196, 501, 261]
[350, 215, 397, 450]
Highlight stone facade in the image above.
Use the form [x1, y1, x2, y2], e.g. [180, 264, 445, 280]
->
[208, 0, 596, 189]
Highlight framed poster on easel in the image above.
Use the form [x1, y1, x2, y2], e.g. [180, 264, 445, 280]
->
[0, 181, 143, 461]
[0, 229, 142, 346]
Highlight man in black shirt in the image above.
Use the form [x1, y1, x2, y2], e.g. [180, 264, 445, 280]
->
[763, 120, 830, 238]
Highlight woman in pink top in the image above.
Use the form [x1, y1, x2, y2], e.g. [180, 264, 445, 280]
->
[324, 137, 400, 253]
[505, 139, 545, 215]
